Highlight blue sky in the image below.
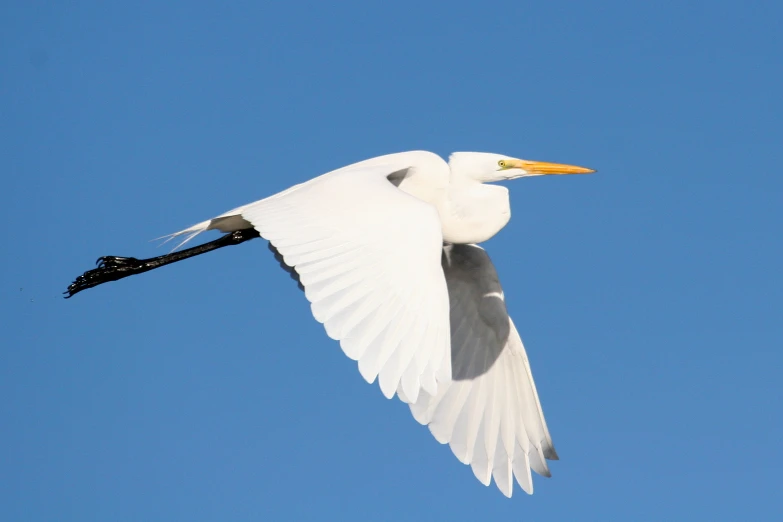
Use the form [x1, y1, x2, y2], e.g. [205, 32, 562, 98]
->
[2, 1, 782, 520]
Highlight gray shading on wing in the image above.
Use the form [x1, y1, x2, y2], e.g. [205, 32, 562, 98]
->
[268, 242, 304, 291]
[409, 243, 557, 497]
[442, 244, 510, 381]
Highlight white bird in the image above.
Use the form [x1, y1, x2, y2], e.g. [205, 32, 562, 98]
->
[66, 151, 594, 497]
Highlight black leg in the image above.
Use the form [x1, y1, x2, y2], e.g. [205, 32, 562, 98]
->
[65, 228, 261, 298]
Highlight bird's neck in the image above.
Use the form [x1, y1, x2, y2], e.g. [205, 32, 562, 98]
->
[440, 179, 510, 244]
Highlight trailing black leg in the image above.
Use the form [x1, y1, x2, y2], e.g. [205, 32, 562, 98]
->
[65, 228, 261, 298]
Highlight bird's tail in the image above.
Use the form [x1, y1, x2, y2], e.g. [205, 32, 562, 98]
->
[156, 203, 255, 251]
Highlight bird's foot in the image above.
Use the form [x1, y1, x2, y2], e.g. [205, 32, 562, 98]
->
[65, 256, 143, 298]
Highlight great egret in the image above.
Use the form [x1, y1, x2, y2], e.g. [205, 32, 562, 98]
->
[66, 151, 594, 497]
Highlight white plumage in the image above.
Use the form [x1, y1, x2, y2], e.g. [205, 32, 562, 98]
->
[161, 151, 592, 497]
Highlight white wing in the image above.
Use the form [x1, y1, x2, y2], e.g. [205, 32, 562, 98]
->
[409, 244, 557, 497]
[168, 158, 452, 402]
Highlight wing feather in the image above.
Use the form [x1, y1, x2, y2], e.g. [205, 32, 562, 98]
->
[239, 163, 452, 400]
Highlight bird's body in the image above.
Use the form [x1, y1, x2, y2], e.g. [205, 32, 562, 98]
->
[67, 150, 593, 497]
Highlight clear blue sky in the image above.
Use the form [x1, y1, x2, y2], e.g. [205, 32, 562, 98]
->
[2, 1, 781, 520]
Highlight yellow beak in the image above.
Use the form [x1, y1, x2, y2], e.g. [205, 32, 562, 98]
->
[514, 159, 595, 175]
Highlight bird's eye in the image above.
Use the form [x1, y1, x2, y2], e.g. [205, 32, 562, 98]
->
[498, 160, 507, 168]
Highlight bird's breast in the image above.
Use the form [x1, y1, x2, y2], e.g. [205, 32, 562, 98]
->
[440, 184, 510, 244]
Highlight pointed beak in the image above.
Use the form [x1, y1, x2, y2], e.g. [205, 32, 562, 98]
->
[516, 159, 595, 175]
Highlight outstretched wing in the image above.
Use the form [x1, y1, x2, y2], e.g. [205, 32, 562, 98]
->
[409, 244, 557, 497]
[168, 158, 452, 403]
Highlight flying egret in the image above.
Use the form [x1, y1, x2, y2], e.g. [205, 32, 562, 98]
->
[66, 151, 594, 497]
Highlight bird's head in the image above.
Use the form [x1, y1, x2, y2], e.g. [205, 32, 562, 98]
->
[449, 152, 595, 183]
